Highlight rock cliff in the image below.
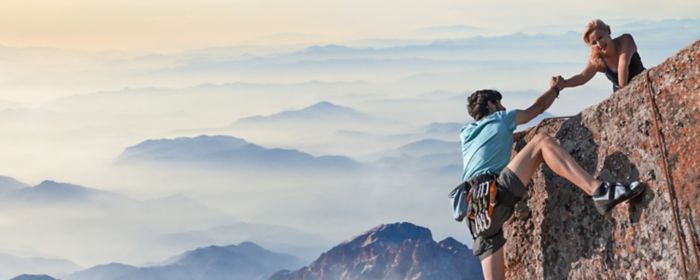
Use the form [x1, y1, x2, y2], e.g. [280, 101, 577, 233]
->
[505, 40, 700, 279]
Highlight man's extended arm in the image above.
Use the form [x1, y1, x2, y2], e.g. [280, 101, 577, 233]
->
[514, 77, 562, 125]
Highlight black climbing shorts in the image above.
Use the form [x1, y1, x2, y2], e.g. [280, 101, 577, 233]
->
[472, 167, 527, 261]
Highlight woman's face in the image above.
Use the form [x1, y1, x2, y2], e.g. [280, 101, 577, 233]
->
[588, 29, 612, 54]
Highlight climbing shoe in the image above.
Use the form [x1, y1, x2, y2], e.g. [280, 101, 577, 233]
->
[591, 181, 646, 215]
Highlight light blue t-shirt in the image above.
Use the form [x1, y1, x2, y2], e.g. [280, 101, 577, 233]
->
[460, 110, 518, 181]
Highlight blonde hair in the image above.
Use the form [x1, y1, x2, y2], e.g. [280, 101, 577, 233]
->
[583, 19, 611, 45]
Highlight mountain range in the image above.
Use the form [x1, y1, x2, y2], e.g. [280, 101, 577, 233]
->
[10, 275, 59, 280]
[161, 222, 332, 262]
[64, 242, 305, 280]
[117, 135, 364, 171]
[18, 222, 481, 280]
[0, 176, 240, 268]
[0, 176, 30, 193]
[0, 253, 81, 280]
[0, 178, 217, 214]
[0, 180, 125, 205]
[270, 222, 482, 280]
[233, 101, 374, 126]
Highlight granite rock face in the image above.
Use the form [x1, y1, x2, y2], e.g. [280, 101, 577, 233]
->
[505, 40, 700, 279]
[269, 222, 483, 280]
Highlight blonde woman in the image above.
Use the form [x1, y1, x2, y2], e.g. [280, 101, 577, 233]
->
[558, 19, 645, 92]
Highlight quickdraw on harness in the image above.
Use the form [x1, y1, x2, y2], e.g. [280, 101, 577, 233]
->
[449, 173, 498, 239]
[466, 178, 498, 239]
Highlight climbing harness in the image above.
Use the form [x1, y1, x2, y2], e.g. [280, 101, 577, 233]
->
[449, 173, 498, 239]
[466, 178, 498, 238]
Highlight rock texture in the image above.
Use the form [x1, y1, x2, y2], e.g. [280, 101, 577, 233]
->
[504, 40, 700, 279]
[269, 222, 483, 280]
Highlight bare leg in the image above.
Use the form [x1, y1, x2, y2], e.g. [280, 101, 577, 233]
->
[481, 246, 505, 280]
[506, 133, 599, 195]
[479, 134, 599, 278]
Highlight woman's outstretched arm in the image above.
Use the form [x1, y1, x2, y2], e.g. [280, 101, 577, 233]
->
[561, 61, 598, 89]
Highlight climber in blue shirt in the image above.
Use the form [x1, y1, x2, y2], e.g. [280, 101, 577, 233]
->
[459, 77, 645, 280]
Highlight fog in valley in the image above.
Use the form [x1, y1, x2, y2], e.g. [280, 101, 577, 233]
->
[0, 17, 697, 278]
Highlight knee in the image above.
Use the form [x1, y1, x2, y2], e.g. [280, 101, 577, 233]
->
[532, 133, 556, 148]
[532, 133, 553, 143]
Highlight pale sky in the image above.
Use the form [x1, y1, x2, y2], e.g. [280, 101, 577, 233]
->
[0, 0, 697, 51]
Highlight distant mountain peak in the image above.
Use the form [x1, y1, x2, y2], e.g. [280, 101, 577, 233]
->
[233, 101, 371, 126]
[175, 241, 288, 263]
[302, 44, 356, 54]
[71, 242, 305, 280]
[0, 176, 29, 192]
[34, 180, 92, 194]
[9, 275, 58, 280]
[119, 134, 256, 161]
[135, 134, 250, 149]
[437, 237, 465, 249]
[439, 236, 460, 244]
[271, 222, 482, 280]
[64, 262, 138, 280]
[0, 253, 81, 280]
[300, 101, 362, 115]
[193, 134, 245, 141]
[361, 222, 433, 244]
[237, 241, 264, 250]
[0, 179, 124, 204]
[118, 134, 363, 171]
[331, 222, 435, 254]
[36, 180, 69, 187]
[306, 100, 337, 109]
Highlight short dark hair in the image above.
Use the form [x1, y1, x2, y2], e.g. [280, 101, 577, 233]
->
[467, 89, 502, 121]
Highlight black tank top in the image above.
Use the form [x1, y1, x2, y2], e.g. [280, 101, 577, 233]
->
[603, 52, 645, 92]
